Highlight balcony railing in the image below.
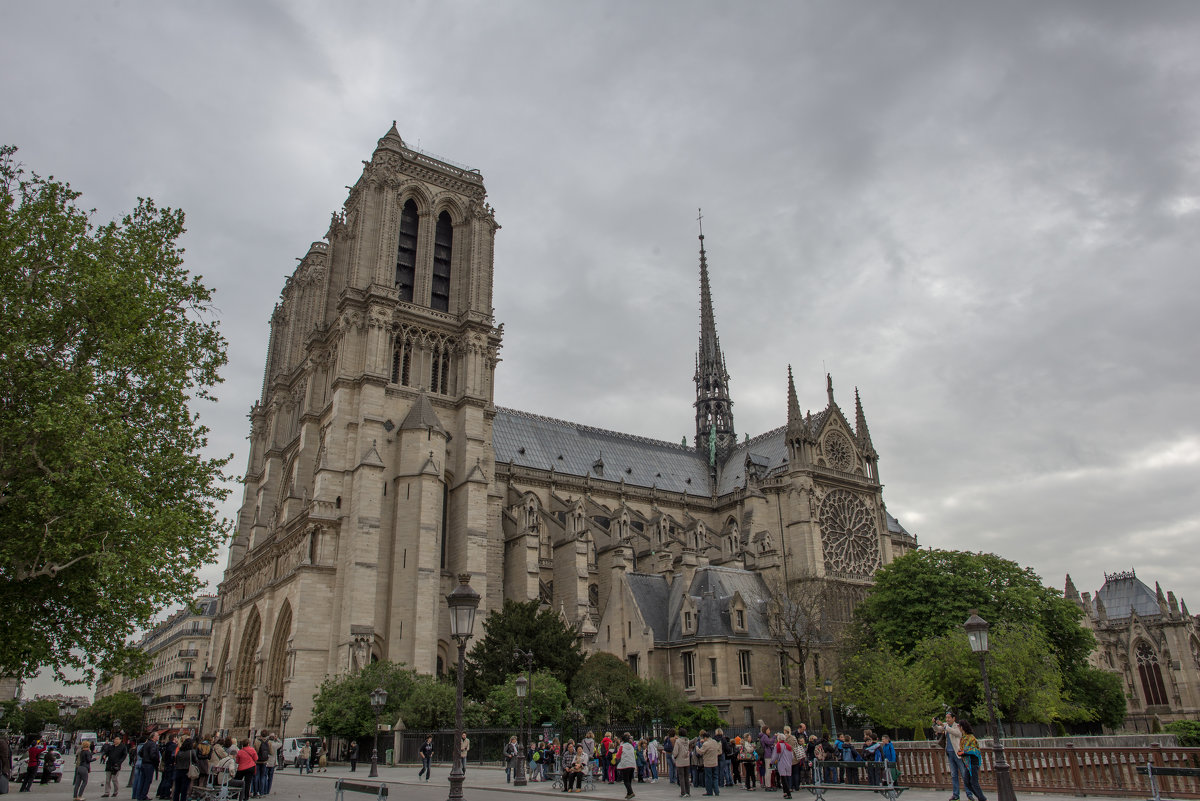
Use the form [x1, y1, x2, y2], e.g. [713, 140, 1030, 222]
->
[173, 671, 195, 679]
[178, 649, 199, 658]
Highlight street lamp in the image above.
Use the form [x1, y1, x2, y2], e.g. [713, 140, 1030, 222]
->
[369, 687, 388, 778]
[823, 679, 837, 739]
[513, 647, 534, 787]
[964, 610, 1017, 801]
[279, 702, 292, 767]
[446, 574, 480, 801]
[199, 667, 216, 736]
[513, 675, 528, 786]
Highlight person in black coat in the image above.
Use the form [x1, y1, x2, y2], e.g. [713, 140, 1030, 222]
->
[100, 736, 128, 797]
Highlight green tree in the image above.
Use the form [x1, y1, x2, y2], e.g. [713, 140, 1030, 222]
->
[571, 652, 640, 724]
[1, 699, 25, 734]
[310, 661, 416, 738]
[914, 623, 1065, 725]
[636, 677, 689, 726]
[73, 691, 144, 733]
[0, 146, 231, 683]
[1062, 666, 1127, 729]
[20, 699, 60, 736]
[841, 644, 940, 737]
[400, 675, 457, 731]
[465, 600, 585, 698]
[1164, 720, 1200, 747]
[485, 670, 569, 727]
[674, 704, 727, 733]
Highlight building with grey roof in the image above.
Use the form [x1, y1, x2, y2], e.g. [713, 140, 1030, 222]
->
[1067, 571, 1200, 729]
[209, 125, 918, 735]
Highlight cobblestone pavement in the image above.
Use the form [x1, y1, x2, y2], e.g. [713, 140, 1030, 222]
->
[13, 763, 1131, 801]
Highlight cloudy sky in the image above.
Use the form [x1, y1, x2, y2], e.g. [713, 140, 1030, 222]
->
[6, 1, 1199, 694]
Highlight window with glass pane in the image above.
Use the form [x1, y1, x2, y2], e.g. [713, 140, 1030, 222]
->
[738, 650, 752, 687]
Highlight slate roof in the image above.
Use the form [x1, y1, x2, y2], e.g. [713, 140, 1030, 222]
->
[886, 513, 910, 536]
[1096, 572, 1161, 619]
[493, 407, 832, 497]
[624, 566, 772, 644]
[493, 407, 711, 494]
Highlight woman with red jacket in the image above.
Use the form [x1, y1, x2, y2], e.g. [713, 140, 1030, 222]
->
[234, 741, 258, 801]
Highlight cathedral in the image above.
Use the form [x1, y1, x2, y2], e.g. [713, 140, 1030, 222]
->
[207, 124, 917, 736]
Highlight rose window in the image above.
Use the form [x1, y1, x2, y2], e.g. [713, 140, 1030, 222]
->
[823, 432, 854, 471]
[819, 490, 881, 576]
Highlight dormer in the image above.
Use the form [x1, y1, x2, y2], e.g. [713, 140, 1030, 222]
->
[730, 591, 749, 634]
[681, 595, 699, 636]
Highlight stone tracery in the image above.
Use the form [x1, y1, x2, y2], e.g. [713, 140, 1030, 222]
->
[819, 489, 881, 577]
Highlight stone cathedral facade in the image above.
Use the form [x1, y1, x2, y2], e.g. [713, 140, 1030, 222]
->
[208, 125, 917, 736]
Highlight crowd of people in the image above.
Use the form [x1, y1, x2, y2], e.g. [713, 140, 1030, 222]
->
[496, 724, 909, 801]
[0, 729, 321, 801]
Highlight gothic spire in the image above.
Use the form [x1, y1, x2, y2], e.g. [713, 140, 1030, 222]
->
[827, 372, 836, 408]
[374, 120, 406, 157]
[787, 365, 802, 427]
[693, 210, 735, 465]
[854, 386, 876, 457]
[1064, 574, 1080, 601]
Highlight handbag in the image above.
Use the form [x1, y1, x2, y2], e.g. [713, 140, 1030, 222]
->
[188, 760, 200, 781]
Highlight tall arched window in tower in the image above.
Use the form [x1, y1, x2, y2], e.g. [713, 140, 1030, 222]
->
[431, 211, 453, 312]
[1136, 641, 1169, 706]
[395, 200, 419, 303]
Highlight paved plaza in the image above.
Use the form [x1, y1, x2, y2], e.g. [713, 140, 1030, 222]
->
[16, 762, 1132, 801]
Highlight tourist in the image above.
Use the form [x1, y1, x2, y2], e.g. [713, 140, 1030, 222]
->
[671, 729, 692, 798]
[71, 739, 94, 801]
[957, 723, 986, 801]
[348, 741, 358, 774]
[417, 736, 433, 781]
[933, 713, 975, 801]
[646, 737, 659, 782]
[615, 733, 638, 800]
[564, 744, 586, 793]
[875, 735, 897, 786]
[697, 731, 720, 797]
[234, 738, 257, 801]
[663, 730, 676, 785]
[769, 734, 793, 800]
[171, 738, 197, 801]
[134, 734, 160, 801]
[100, 734, 127, 797]
[458, 732, 470, 775]
[504, 736, 518, 783]
[738, 733, 757, 790]
[154, 735, 177, 800]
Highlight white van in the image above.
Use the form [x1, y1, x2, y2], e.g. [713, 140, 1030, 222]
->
[279, 737, 323, 767]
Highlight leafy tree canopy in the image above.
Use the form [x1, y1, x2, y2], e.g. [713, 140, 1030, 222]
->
[400, 675, 457, 732]
[0, 146, 231, 683]
[1164, 720, 1200, 748]
[571, 652, 640, 725]
[465, 600, 584, 699]
[1062, 666, 1127, 729]
[914, 623, 1065, 725]
[73, 691, 144, 734]
[310, 661, 416, 738]
[841, 644, 940, 738]
[20, 699, 60, 736]
[485, 670, 569, 727]
[674, 704, 728, 734]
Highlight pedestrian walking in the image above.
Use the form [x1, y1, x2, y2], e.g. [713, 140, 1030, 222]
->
[769, 735, 793, 800]
[933, 713, 975, 801]
[99, 735, 127, 797]
[671, 729, 691, 798]
[234, 739, 258, 801]
[616, 734, 638, 800]
[417, 736, 433, 781]
[348, 742, 358, 773]
[71, 740, 94, 801]
[957, 723, 986, 801]
[171, 739, 197, 801]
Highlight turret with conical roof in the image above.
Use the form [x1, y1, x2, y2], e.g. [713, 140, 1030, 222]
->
[693, 212, 735, 468]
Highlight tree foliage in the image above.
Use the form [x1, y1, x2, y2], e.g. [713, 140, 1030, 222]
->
[73, 691, 145, 733]
[19, 699, 60, 736]
[841, 644, 940, 737]
[570, 652, 640, 724]
[0, 146, 231, 683]
[400, 675, 458, 731]
[1165, 720, 1200, 748]
[310, 661, 417, 738]
[485, 670, 569, 727]
[853, 549, 1114, 727]
[465, 600, 585, 699]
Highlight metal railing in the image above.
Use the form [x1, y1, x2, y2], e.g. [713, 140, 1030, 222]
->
[898, 744, 1200, 798]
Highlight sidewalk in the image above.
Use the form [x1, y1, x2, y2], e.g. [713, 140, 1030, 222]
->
[279, 762, 1139, 801]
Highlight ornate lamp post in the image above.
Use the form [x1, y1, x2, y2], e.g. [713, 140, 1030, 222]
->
[513, 647, 534, 787]
[141, 690, 154, 733]
[279, 702, 292, 767]
[198, 667, 216, 736]
[964, 610, 1017, 801]
[823, 679, 837, 739]
[369, 687, 388, 778]
[447, 575, 480, 801]
[514, 675, 529, 786]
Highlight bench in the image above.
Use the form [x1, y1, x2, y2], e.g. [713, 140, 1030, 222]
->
[334, 778, 389, 801]
[796, 760, 907, 801]
[550, 770, 596, 792]
[1136, 763, 1200, 801]
[194, 778, 244, 801]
